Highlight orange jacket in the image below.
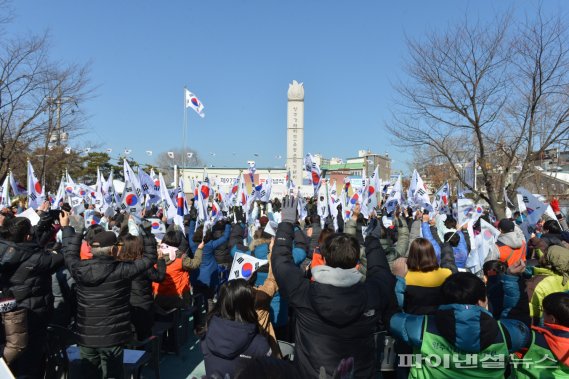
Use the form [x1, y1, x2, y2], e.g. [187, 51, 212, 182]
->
[153, 257, 190, 297]
[498, 241, 527, 266]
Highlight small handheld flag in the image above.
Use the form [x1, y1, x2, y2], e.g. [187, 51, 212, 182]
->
[228, 252, 268, 281]
[147, 218, 167, 234]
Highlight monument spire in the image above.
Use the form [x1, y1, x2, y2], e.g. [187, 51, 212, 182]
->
[286, 80, 305, 189]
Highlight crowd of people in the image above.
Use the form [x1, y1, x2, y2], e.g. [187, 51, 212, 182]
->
[0, 191, 569, 379]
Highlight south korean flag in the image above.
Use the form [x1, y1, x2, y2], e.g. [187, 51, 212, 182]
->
[228, 252, 268, 281]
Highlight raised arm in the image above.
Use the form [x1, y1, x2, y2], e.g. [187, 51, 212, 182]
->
[116, 234, 157, 280]
[394, 217, 410, 258]
[147, 258, 166, 283]
[421, 218, 441, 261]
[60, 212, 83, 278]
[210, 223, 231, 250]
[272, 197, 309, 308]
[364, 220, 397, 313]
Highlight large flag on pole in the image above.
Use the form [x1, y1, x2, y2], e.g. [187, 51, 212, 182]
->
[27, 161, 44, 209]
[185, 88, 205, 118]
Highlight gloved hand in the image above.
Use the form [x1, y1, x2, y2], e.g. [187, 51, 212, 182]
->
[365, 217, 380, 240]
[281, 196, 298, 224]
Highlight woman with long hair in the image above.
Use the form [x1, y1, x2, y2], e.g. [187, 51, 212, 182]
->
[117, 234, 166, 341]
[392, 237, 454, 315]
[201, 279, 271, 378]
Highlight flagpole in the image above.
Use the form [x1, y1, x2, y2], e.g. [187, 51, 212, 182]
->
[182, 87, 187, 187]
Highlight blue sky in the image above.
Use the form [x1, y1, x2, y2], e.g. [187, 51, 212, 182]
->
[8, 0, 566, 172]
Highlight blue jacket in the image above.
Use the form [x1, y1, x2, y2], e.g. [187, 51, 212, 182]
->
[189, 221, 231, 288]
[390, 305, 529, 355]
[421, 222, 441, 261]
[422, 223, 468, 267]
[234, 236, 307, 327]
[390, 274, 530, 355]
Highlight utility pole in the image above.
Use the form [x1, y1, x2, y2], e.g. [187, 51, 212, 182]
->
[41, 85, 77, 187]
[46, 86, 76, 146]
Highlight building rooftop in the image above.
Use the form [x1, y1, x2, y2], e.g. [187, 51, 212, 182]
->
[180, 166, 286, 171]
[321, 162, 363, 170]
[542, 171, 569, 184]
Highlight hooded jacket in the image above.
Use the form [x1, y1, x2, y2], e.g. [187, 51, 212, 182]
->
[390, 304, 530, 379]
[272, 222, 396, 378]
[529, 246, 569, 322]
[0, 240, 64, 318]
[62, 227, 156, 347]
[495, 231, 526, 266]
[201, 315, 270, 378]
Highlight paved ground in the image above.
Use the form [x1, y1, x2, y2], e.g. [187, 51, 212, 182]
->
[141, 316, 206, 379]
[154, 333, 206, 379]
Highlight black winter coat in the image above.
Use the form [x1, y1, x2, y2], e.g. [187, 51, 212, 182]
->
[130, 259, 166, 310]
[272, 223, 396, 379]
[62, 227, 156, 347]
[201, 315, 271, 378]
[0, 240, 64, 318]
[228, 222, 248, 252]
[212, 229, 231, 265]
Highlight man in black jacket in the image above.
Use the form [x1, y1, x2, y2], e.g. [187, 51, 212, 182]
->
[272, 197, 396, 378]
[61, 212, 157, 379]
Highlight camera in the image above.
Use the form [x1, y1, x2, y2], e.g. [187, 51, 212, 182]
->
[47, 209, 63, 221]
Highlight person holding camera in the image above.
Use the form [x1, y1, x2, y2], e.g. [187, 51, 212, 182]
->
[60, 211, 157, 379]
[0, 207, 65, 377]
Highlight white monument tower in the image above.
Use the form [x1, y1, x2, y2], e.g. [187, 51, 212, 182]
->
[287, 80, 304, 187]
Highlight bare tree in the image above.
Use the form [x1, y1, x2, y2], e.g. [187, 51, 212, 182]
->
[388, 10, 569, 218]
[154, 148, 203, 183]
[0, 7, 91, 186]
